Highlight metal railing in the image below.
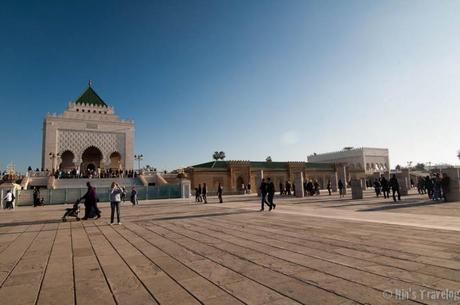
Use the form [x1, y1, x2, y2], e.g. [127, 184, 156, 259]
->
[15, 184, 182, 206]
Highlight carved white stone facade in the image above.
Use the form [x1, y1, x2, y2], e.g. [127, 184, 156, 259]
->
[57, 130, 126, 163]
[307, 147, 390, 175]
[42, 86, 134, 172]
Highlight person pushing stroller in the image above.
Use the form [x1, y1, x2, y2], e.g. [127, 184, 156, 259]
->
[80, 182, 101, 220]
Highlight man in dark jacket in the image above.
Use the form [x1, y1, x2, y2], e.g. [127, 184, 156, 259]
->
[217, 183, 223, 203]
[389, 174, 401, 202]
[338, 179, 344, 198]
[202, 183, 208, 204]
[441, 173, 450, 202]
[259, 178, 270, 211]
[380, 176, 389, 199]
[267, 178, 276, 211]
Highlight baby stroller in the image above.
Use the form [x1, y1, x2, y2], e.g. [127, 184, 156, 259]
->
[62, 199, 81, 222]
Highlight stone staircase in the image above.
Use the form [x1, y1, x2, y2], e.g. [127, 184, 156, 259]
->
[53, 177, 144, 189]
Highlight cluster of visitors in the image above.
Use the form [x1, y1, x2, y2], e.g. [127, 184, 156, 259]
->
[372, 175, 401, 202]
[280, 181, 294, 196]
[240, 183, 251, 194]
[259, 178, 276, 211]
[416, 174, 450, 201]
[194, 183, 224, 203]
[303, 180, 321, 196]
[75, 182, 137, 224]
[195, 183, 208, 204]
[54, 168, 138, 179]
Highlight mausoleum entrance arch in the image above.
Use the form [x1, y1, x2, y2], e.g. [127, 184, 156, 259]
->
[236, 176, 245, 191]
[109, 151, 122, 170]
[81, 146, 103, 175]
[59, 150, 75, 171]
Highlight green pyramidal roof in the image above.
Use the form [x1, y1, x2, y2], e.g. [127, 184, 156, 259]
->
[75, 86, 108, 107]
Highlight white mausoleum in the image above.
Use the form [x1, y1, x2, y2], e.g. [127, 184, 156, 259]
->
[307, 147, 390, 175]
[42, 84, 134, 173]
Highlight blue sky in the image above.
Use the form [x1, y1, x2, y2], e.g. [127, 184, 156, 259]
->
[1, 0, 459, 171]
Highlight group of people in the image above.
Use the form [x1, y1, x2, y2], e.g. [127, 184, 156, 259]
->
[280, 181, 295, 196]
[74, 182, 139, 224]
[372, 175, 400, 201]
[303, 180, 322, 196]
[373, 173, 451, 203]
[240, 183, 251, 194]
[54, 168, 139, 179]
[416, 173, 450, 201]
[194, 183, 224, 203]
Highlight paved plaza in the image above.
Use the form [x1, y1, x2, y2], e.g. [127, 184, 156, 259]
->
[1, 191, 460, 305]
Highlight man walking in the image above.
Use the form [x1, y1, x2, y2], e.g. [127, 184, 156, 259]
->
[380, 176, 389, 199]
[267, 178, 276, 211]
[217, 183, 223, 203]
[202, 183, 208, 203]
[389, 174, 401, 202]
[338, 179, 345, 198]
[259, 178, 270, 211]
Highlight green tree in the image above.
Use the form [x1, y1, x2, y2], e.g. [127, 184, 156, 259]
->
[414, 163, 425, 171]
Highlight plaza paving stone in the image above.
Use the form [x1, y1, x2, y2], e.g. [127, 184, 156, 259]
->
[1, 190, 460, 304]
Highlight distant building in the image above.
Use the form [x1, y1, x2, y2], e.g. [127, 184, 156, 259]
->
[307, 147, 390, 178]
[42, 83, 134, 173]
[185, 160, 338, 193]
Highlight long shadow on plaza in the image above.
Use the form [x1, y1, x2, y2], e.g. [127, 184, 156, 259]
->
[358, 199, 447, 212]
[137, 210, 258, 222]
[0, 218, 62, 228]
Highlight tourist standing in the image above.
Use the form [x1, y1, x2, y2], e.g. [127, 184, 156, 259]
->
[195, 187, 200, 203]
[202, 183, 208, 203]
[110, 182, 123, 225]
[338, 179, 344, 198]
[217, 183, 223, 203]
[267, 178, 276, 210]
[327, 181, 332, 195]
[247, 183, 251, 194]
[3, 190, 15, 209]
[280, 182, 285, 195]
[259, 178, 270, 211]
[130, 187, 138, 205]
[33, 187, 40, 207]
[389, 174, 401, 202]
[121, 186, 127, 203]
